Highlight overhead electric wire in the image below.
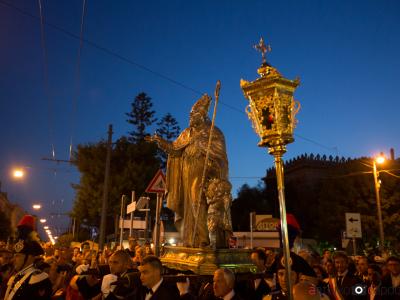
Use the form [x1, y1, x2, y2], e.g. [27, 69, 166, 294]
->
[37, 0, 55, 160]
[69, 0, 87, 161]
[2, 0, 342, 158]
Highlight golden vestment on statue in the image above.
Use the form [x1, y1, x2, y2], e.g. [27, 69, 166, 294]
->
[165, 121, 228, 247]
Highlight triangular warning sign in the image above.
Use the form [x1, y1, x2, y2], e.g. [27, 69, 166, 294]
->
[145, 170, 166, 193]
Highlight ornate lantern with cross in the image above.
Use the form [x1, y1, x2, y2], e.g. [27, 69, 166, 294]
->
[240, 37, 301, 300]
[240, 37, 300, 152]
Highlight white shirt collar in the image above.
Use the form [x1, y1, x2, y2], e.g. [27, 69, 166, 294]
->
[223, 289, 235, 300]
[337, 270, 348, 277]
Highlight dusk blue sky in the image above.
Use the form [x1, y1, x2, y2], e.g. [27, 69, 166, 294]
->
[1, 0, 399, 238]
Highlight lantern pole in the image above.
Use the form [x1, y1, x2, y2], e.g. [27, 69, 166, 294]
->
[241, 37, 301, 300]
[272, 148, 293, 299]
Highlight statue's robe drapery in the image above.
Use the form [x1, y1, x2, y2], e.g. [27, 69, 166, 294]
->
[165, 122, 228, 247]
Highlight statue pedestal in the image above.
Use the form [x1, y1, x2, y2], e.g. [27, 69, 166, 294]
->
[160, 246, 256, 275]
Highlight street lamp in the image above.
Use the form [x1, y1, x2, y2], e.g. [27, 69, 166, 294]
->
[12, 168, 24, 179]
[39, 219, 47, 223]
[372, 155, 385, 247]
[32, 204, 42, 210]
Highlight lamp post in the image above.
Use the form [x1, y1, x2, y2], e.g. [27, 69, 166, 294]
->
[372, 155, 385, 247]
[240, 37, 301, 300]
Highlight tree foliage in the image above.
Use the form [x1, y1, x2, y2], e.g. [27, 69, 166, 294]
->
[71, 137, 160, 234]
[71, 92, 181, 238]
[126, 92, 157, 143]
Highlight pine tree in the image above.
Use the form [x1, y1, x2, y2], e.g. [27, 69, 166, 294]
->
[126, 92, 157, 143]
[155, 113, 181, 168]
[156, 113, 181, 141]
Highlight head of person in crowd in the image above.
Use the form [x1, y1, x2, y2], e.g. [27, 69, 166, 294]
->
[145, 245, 153, 256]
[293, 281, 321, 300]
[386, 256, 400, 276]
[213, 268, 236, 298]
[276, 252, 319, 293]
[139, 255, 163, 289]
[0, 248, 13, 266]
[381, 263, 390, 277]
[128, 237, 137, 251]
[323, 259, 335, 276]
[322, 249, 331, 260]
[108, 250, 132, 276]
[251, 248, 267, 272]
[333, 251, 349, 275]
[134, 247, 145, 265]
[357, 256, 369, 276]
[312, 264, 327, 281]
[81, 242, 91, 254]
[277, 266, 299, 294]
[367, 264, 382, 286]
[13, 239, 44, 272]
[72, 246, 80, 256]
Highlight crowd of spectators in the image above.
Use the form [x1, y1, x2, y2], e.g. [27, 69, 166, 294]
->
[1, 237, 400, 300]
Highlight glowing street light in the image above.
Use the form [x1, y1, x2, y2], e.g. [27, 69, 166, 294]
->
[32, 204, 42, 210]
[43, 226, 49, 229]
[373, 154, 385, 247]
[39, 219, 47, 223]
[12, 169, 24, 178]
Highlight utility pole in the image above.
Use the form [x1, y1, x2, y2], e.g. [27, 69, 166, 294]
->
[99, 124, 113, 251]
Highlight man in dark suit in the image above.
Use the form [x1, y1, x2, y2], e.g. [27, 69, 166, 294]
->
[212, 268, 242, 300]
[331, 251, 367, 300]
[240, 248, 271, 300]
[137, 255, 180, 300]
[355, 256, 370, 285]
[380, 256, 400, 300]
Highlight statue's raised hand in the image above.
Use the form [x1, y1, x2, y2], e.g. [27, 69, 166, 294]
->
[144, 134, 161, 143]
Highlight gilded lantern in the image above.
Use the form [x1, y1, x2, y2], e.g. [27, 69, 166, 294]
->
[240, 39, 300, 152]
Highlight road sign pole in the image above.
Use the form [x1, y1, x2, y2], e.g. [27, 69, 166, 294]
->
[144, 202, 149, 240]
[154, 193, 163, 256]
[352, 238, 357, 256]
[119, 195, 126, 248]
[129, 191, 135, 237]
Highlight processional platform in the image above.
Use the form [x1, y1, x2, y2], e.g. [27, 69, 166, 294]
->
[160, 246, 256, 275]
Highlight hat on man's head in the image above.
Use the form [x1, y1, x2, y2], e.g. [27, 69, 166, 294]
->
[191, 94, 211, 116]
[286, 214, 301, 232]
[16, 215, 40, 242]
[14, 240, 44, 256]
[274, 252, 316, 278]
[17, 215, 35, 230]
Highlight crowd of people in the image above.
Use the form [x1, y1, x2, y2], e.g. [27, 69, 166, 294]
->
[0, 215, 399, 300]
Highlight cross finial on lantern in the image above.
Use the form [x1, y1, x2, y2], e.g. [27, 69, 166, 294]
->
[254, 37, 271, 65]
